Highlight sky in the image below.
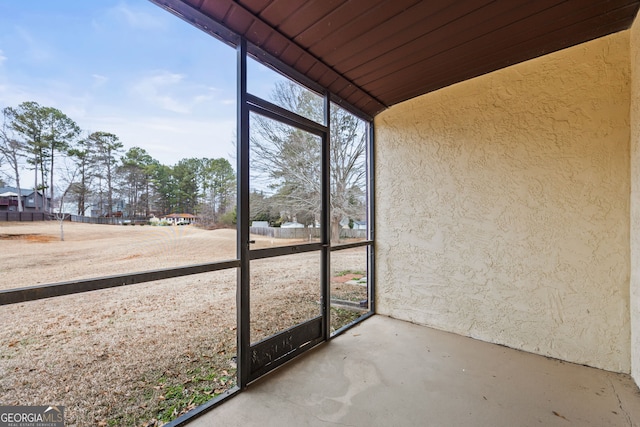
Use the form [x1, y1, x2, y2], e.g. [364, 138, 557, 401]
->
[0, 0, 282, 185]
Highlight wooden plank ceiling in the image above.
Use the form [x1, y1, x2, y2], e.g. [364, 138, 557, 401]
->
[154, 0, 640, 118]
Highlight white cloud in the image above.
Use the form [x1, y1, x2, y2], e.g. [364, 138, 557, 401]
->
[131, 71, 189, 113]
[0, 81, 42, 108]
[130, 71, 226, 115]
[110, 2, 166, 30]
[92, 74, 108, 87]
[83, 113, 236, 165]
[0, 50, 7, 64]
[15, 26, 52, 63]
[194, 94, 214, 104]
[157, 95, 190, 114]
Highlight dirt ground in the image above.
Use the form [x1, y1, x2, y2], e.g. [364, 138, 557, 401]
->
[0, 221, 367, 426]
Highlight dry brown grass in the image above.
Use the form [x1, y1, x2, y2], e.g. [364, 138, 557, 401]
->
[0, 221, 366, 426]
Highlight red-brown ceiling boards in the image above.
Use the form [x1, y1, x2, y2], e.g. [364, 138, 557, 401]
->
[152, 0, 640, 117]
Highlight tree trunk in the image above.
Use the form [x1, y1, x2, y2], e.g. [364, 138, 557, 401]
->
[50, 148, 54, 214]
[331, 218, 341, 242]
[34, 163, 39, 211]
[39, 156, 45, 211]
[107, 161, 113, 215]
[59, 215, 65, 241]
[16, 178, 23, 213]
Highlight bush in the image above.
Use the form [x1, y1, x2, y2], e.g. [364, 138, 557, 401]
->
[219, 209, 236, 226]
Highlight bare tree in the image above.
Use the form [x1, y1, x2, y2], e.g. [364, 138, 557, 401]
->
[54, 164, 80, 241]
[251, 81, 367, 240]
[0, 108, 26, 211]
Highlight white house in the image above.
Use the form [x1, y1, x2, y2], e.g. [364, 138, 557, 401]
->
[162, 213, 197, 225]
[280, 221, 304, 228]
[352, 220, 367, 230]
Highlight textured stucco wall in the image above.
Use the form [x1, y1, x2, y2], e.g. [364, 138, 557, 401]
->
[631, 17, 640, 384]
[375, 32, 631, 373]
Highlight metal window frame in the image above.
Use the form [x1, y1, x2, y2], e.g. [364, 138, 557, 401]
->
[237, 37, 251, 389]
[236, 39, 376, 387]
[0, 3, 377, 425]
[239, 39, 331, 384]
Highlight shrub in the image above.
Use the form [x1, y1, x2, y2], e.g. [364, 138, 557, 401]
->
[219, 209, 236, 226]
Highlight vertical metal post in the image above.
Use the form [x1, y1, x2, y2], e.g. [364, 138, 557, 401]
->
[322, 92, 331, 339]
[367, 121, 375, 314]
[236, 38, 251, 389]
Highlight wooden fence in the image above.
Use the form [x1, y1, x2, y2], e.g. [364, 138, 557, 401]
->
[249, 226, 366, 239]
[0, 211, 48, 222]
[0, 212, 132, 225]
[0, 213, 369, 238]
[68, 215, 123, 225]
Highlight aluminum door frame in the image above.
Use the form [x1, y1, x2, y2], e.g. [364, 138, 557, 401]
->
[236, 39, 331, 386]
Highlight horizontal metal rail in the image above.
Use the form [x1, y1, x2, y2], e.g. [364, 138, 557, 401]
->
[330, 240, 373, 251]
[249, 242, 323, 260]
[249, 240, 372, 261]
[0, 259, 240, 306]
[247, 93, 329, 136]
[0, 240, 373, 306]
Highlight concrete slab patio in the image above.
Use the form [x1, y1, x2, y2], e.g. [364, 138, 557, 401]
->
[186, 315, 640, 426]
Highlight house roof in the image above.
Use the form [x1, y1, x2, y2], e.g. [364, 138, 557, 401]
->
[164, 213, 197, 218]
[0, 186, 36, 197]
[151, 0, 640, 118]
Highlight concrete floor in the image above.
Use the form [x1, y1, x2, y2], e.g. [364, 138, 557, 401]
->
[187, 315, 640, 427]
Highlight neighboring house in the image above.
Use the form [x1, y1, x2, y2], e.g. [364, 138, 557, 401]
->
[280, 221, 304, 228]
[251, 221, 270, 228]
[0, 186, 50, 212]
[0, 190, 19, 211]
[339, 218, 367, 229]
[162, 213, 197, 225]
[352, 220, 367, 230]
